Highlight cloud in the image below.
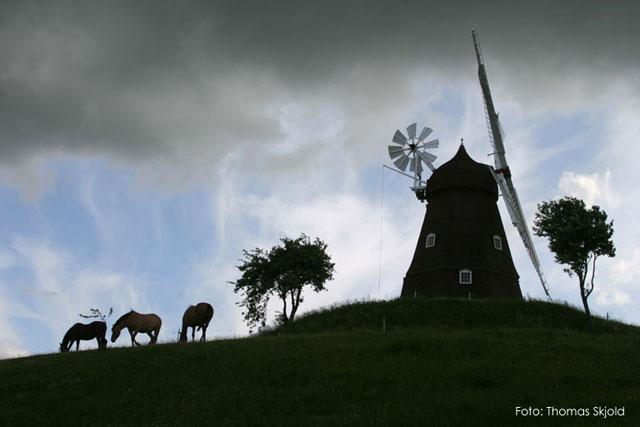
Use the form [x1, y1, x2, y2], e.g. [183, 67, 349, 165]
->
[557, 169, 619, 208]
[0, 250, 17, 270]
[4, 237, 152, 352]
[609, 247, 640, 284]
[2, 0, 640, 353]
[0, 154, 57, 201]
[1, 0, 639, 195]
[595, 288, 633, 307]
[0, 285, 30, 359]
[218, 175, 424, 321]
[0, 339, 29, 360]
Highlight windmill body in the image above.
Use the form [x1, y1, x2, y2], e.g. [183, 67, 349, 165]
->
[401, 145, 523, 298]
[387, 32, 548, 299]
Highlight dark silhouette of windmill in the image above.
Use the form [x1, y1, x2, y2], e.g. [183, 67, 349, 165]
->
[386, 31, 551, 299]
[401, 142, 521, 298]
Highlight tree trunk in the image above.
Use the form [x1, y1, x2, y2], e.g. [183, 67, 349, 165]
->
[579, 277, 593, 333]
[281, 296, 288, 323]
[289, 290, 299, 322]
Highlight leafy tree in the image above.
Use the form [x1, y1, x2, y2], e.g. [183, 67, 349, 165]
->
[533, 197, 615, 332]
[231, 234, 335, 332]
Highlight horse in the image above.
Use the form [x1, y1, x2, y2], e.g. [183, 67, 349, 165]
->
[59, 321, 107, 352]
[111, 310, 162, 346]
[179, 302, 214, 343]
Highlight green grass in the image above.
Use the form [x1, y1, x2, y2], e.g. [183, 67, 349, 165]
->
[269, 297, 636, 335]
[1, 298, 638, 425]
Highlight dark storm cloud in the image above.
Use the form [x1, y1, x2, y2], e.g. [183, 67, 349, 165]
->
[0, 0, 638, 183]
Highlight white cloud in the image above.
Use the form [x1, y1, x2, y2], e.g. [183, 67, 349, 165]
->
[0, 339, 29, 360]
[557, 169, 619, 208]
[6, 237, 151, 353]
[226, 183, 423, 317]
[0, 285, 31, 359]
[0, 250, 17, 269]
[595, 288, 633, 307]
[609, 247, 640, 284]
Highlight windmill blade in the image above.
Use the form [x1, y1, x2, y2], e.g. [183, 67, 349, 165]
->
[493, 172, 551, 298]
[416, 151, 437, 172]
[475, 30, 549, 297]
[503, 178, 550, 298]
[417, 126, 433, 142]
[422, 139, 439, 149]
[417, 150, 437, 164]
[424, 161, 436, 172]
[392, 130, 408, 146]
[388, 145, 404, 160]
[393, 154, 411, 171]
[406, 123, 417, 139]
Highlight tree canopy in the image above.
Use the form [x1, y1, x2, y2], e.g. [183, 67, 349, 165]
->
[231, 234, 335, 332]
[533, 197, 615, 331]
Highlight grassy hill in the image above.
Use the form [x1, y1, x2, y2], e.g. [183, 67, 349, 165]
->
[1, 298, 638, 425]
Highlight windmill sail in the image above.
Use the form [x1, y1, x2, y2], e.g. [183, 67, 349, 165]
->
[472, 30, 551, 298]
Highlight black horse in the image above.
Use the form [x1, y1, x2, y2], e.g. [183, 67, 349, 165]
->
[60, 321, 108, 352]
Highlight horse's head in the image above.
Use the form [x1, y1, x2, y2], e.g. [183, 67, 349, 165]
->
[59, 342, 68, 353]
[110, 325, 122, 343]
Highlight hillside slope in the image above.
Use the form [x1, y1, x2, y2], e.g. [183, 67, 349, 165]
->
[1, 298, 638, 425]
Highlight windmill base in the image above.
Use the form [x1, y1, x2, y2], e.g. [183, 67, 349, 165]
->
[401, 269, 522, 299]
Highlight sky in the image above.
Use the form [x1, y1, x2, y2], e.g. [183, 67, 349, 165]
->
[1, 0, 639, 358]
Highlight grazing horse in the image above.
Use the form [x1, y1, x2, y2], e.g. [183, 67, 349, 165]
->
[111, 310, 162, 346]
[59, 321, 107, 352]
[179, 302, 214, 343]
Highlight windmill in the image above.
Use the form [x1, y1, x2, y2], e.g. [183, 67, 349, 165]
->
[471, 30, 551, 298]
[387, 123, 523, 299]
[386, 123, 439, 201]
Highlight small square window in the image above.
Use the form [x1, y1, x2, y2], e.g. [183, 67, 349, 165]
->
[459, 269, 472, 285]
[493, 235, 503, 251]
[426, 233, 436, 248]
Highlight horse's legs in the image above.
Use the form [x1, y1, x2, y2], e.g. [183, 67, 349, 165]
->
[191, 326, 195, 342]
[130, 330, 141, 347]
[75, 340, 80, 351]
[146, 332, 154, 344]
[201, 324, 207, 342]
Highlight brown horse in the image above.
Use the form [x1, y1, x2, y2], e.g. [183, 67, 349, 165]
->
[179, 302, 214, 342]
[111, 310, 162, 346]
[60, 321, 107, 352]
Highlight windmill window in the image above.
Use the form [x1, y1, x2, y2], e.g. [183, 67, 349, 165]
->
[426, 233, 436, 248]
[459, 269, 472, 285]
[493, 235, 503, 251]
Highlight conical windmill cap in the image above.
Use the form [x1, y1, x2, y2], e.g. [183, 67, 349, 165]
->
[426, 144, 498, 197]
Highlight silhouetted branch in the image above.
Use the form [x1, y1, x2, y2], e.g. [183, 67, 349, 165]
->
[79, 307, 113, 322]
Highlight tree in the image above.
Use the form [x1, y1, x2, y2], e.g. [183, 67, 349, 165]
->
[231, 234, 335, 332]
[533, 197, 615, 332]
